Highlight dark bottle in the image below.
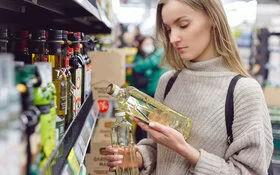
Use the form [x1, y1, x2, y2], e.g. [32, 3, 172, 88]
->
[61, 31, 74, 129]
[74, 32, 85, 104]
[48, 29, 67, 117]
[68, 32, 83, 115]
[30, 30, 47, 63]
[81, 33, 93, 99]
[0, 28, 8, 53]
[15, 30, 32, 63]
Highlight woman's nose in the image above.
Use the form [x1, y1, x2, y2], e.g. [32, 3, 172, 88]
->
[170, 30, 181, 44]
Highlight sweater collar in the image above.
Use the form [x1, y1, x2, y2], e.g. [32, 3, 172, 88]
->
[185, 56, 230, 72]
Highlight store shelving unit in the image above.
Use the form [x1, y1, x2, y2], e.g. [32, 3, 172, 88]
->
[0, 0, 110, 174]
[40, 93, 99, 175]
[0, 0, 111, 34]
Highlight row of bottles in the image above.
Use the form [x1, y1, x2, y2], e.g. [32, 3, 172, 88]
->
[0, 27, 95, 175]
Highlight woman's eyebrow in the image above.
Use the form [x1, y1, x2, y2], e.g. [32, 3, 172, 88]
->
[164, 16, 189, 27]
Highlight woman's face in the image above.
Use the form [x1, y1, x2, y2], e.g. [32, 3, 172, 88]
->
[162, 0, 217, 62]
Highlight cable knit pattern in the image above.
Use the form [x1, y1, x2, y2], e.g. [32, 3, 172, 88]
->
[137, 57, 273, 175]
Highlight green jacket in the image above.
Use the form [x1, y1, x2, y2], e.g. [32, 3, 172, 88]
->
[133, 48, 167, 97]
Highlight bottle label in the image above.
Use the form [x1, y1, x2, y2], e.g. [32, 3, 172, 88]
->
[84, 62, 92, 99]
[75, 68, 82, 113]
[54, 78, 67, 116]
[60, 80, 67, 114]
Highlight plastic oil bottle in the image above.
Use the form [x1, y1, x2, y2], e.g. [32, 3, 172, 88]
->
[107, 84, 192, 140]
[0, 54, 22, 175]
[0, 55, 11, 175]
[111, 109, 139, 175]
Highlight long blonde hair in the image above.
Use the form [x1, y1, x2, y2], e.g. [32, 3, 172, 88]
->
[156, 0, 250, 77]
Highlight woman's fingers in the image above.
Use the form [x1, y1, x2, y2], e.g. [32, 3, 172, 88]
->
[109, 167, 116, 172]
[105, 145, 118, 154]
[106, 154, 124, 162]
[107, 159, 123, 168]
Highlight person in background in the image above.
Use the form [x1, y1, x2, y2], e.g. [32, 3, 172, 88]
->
[132, 36, 167, 143]
[133, 36, 167, 98]
[132, 25, 144, 48]
[106, 0, 273, 174]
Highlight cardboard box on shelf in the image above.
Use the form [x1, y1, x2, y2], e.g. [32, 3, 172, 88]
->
[89, 49, 126, 100]
[85, 141, 114, 175]
[92, 118, 115, 143]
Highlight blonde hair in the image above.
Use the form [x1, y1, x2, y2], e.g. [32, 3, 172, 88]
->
[156, 0, 250, 77]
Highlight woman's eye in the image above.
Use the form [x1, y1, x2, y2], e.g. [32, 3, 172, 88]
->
[180, 24, 188, 29]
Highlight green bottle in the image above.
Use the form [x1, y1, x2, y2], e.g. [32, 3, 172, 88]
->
[16, 65, 41, 175]
[34, 62, 56, 168]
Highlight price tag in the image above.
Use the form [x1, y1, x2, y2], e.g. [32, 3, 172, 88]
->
[78, 132, 86, 153]
[62, 164, 73, 175]
[74, 144, 83, 163]
[68, 148, 80, 175]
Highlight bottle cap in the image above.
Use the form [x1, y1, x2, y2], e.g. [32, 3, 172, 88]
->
[115, 110, 125, 117]
[49, 29, 62, 40]
[0, 28, 8, 40]
[106, 84, 120, 97]
[32, 30, 46, 40]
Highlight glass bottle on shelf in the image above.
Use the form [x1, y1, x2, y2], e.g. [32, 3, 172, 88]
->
[0, 55, 10, 175]
[16, 64, 41, 175]
[0, 54, 22, 175]
[0, 28, 8, 53]
[107, 84, 192, 140]
[111, 109, 139, 175]
[48, 29, 67, 157]
[15, 30, 32, 63]
[30, 30, 47, 63]
[68, 32, 84, 111]
[61, 31, 74, 129]
[33, 62, 56, 168]
[68, 31, 82, 116]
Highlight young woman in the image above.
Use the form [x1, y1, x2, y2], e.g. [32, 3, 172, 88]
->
[106, 0, 273, 174]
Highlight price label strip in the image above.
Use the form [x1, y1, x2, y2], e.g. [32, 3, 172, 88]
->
[67, 148, 80, 175]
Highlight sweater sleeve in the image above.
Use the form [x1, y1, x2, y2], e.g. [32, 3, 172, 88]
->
[193, 78, 273, 175]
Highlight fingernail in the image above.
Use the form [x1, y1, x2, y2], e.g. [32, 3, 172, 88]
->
[149, 122, 155, 127]
[116, 160, 122, 165]
[111, 167, 116, 170]
[117, 155, 123, 159]
[113, 149, 118, 153]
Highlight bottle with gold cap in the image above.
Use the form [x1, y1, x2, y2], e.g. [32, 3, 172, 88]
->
[107, 84, 192, 140]
[111, 108, 139, 175]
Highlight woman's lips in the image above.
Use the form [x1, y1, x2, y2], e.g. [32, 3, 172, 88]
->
[177, 47, 186, 53]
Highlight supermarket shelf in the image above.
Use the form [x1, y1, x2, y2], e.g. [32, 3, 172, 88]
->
[60, 104, 98, 175]
[0, 0, 111, 34]
[40, 92, 97, 175]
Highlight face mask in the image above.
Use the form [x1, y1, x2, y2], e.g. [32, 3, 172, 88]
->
[142, 45, 155, 55]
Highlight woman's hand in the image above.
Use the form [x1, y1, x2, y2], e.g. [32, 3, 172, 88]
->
[133, 117, 200, 165]
[105, 145, 144, 172]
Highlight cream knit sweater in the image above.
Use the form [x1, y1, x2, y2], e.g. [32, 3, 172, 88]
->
[137, 57, 273, 175]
